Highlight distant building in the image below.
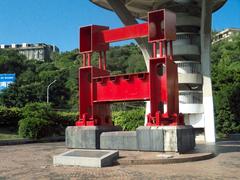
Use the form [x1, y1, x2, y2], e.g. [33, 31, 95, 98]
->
[0, 43, 59, 61]
[212, 28, 240, 44]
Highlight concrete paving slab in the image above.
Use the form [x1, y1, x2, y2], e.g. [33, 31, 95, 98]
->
[53, 149, 119, 167]
[0, 141, 240, 179]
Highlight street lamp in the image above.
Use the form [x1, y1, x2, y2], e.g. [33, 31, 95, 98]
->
[47, 80, 57, 103]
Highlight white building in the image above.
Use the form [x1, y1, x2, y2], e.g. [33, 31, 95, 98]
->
[212, 28, 240, 44]
[0, 43, 59, 61]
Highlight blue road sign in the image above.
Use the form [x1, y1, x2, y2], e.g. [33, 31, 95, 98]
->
[0, 74, 16, 91]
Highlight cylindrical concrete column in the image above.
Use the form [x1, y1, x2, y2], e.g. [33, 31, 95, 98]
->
[200, 0, 216, 143]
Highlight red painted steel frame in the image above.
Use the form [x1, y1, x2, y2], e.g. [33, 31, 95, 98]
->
[76, 9, 184, 126]
[102, 23, 148, 43]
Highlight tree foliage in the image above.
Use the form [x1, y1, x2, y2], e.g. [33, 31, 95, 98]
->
[0, 49, 26, 76]
[0, 45, 146, 110]
[112, 108, 145, 131]
[211, 34, 240, 135]
[0, 49, 81, 109]
[2, 38, 239, 136]
[17, 102, 76, 139]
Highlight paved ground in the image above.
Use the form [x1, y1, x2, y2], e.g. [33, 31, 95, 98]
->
[0, 140, 240, 180]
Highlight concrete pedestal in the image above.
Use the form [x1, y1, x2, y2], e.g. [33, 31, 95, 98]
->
[136, 126, 164, 151]
[66, 126, 121, 149]
[66, 125, 195, 153]
[100, 131, 137, 150]
[136, 125, 195, 153]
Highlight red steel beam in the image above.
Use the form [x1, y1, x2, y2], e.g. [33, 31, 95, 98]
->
[93, 72, 150, 102]
[101, 23, 148, 43]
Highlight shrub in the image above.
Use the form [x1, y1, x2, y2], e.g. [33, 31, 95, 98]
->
[55, 111, 77, 127]
[112, 108, 145, 131]
[214, 85, 240, 135]
[18, 102, 56, 139]
[22, 102, 56, 120]
[0, 106, 22, 127]
[18, 102, 77, 138]
[18, 117, 51, 139]
[52, 111, 77, 135]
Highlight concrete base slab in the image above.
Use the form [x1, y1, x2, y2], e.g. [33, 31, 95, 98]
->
[136, 125, 195, 153]
[116, 150, 214, 165]
[66, 125, 194, 153]
[137, 126, 164, 151]
[53, 149, 119, 167]
[176, 126, 195, 152]
[66, 126, 121, 149]
[100, 131, 137, 150]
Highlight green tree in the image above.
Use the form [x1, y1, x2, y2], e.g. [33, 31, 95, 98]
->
[0, 44, 146, 110]
[0, 49, 27, 76]
[0, 50, 74, 109]
[211, 33, 240, 136]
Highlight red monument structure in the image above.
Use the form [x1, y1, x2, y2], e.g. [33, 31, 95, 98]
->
[66, 9, 195, 152]
[76, 9, 184, 127]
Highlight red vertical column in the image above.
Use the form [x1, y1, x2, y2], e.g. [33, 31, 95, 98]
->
[170, 41, 173, 60]
[159, 42, 163, 58]
[87, 53, 91, 66]
[82, 54, 86, 66]
[76, 67, 93, 126]
[98, 51, 102, 69]
[103, 51, 107, 70]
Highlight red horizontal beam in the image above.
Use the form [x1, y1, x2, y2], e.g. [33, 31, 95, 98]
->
[93, 72, 150, 102]
[101, 23, 148, 43]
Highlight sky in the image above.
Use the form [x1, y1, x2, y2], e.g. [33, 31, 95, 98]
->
[0, 0, 239, 52]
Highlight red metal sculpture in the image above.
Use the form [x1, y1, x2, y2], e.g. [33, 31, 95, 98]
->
[76, 9, 184, 127]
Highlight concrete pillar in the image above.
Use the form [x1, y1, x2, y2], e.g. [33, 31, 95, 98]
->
[200, 0, 216, 143]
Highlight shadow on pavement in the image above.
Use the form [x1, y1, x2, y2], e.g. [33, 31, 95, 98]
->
[196, 140, 240, 155]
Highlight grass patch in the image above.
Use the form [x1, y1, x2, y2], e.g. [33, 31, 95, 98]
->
[0, 128, 22, 140]
[0, 133, 22, 140]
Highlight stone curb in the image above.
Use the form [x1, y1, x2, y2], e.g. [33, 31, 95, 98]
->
[228, 134, 240, 140]
[116, 152, 215, 165]
[0, 136, 65, 146]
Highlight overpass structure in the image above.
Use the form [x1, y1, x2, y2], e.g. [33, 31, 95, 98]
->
[90, 0, 227, 143]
